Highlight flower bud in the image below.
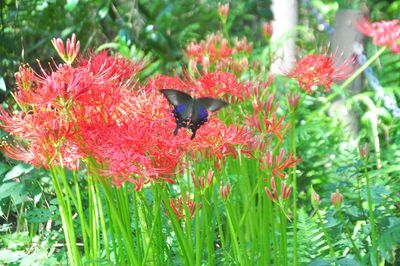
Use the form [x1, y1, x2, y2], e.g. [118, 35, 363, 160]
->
[220, 183, 231, 200]
[331, 190, 343, 207]
[311, 190, 321, 209]
[262, 22, 273, 40]
[287, 92, 300, 111]
[218, 3, 229, 24]
[358, 142, 370, 161]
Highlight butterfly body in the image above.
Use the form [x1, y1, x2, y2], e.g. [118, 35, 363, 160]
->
[161, 89, 228, 139]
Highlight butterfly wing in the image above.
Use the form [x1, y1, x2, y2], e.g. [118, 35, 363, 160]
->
[161, 89, 194, 135]
[196, 97, 228, 112]
[188, 98, 228, 139]
[161, 89, 193, 119]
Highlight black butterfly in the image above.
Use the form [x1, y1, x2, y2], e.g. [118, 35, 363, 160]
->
[161, 89, 228, 139]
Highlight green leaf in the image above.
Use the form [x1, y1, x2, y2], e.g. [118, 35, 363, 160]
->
[0, 250, 26, 263]
[338, 257, 360, 266]
[4, 163, 34, 181]
[98, 5, 109, 19]
[26, 208, 55, 223]
[309, 258, 331, 266]
[0, 162, 12, 177]
[65, 0, 79, 12]
[0, 182, 23, 200]
[0, 232, 31, 249]
[0, 76, 6, 92]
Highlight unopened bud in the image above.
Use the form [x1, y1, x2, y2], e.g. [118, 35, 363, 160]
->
[358, 143, 370, 161]
[331, 190, 343, 207]
[220, 183, 231, 200]
[262, 22, 273, 40]
[218, 3, 229, 24]
[311, 190, 321, 209]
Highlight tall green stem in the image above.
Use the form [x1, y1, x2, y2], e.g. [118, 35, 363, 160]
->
[335, 206, 361, 260]
[289, 108, 298, 265]
[364, 162, 378, 265]
[49, 165, 82, 265]
[316, 210, 336, 262]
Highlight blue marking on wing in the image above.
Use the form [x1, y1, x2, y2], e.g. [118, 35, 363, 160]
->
[176, 104, 187, 114]
[197, 106, 209, 120]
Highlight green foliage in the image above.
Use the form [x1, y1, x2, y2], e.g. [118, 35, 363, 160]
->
[0, 0, 399, 264]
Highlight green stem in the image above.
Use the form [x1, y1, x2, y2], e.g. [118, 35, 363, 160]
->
[160, 186, 194, 266]
[222, 22, 230, 45]
[224, 203, 241, 264]
[289, 107, 298, 265]
[316, 210, 336, 262]
[101, 183, 139, 266]
[50, 166, 82, 265]
[364, 162, 378, 265]
[142, 186, 162, 265]
[335, 206, 361, 261]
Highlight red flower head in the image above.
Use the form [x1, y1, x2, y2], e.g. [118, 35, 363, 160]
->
[184, 32, 253, 74]
[356, 18, 400, 53]
[168, 195, 200, 220]
[264, 176, 292, 202]
[288, 52, 354, 93]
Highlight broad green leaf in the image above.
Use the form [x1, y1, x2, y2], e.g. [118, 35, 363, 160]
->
[26, 208, 55, 223]
[4, 163, 34, 181]
[65, 0, 79, 12]
[0, 250, 26, 263]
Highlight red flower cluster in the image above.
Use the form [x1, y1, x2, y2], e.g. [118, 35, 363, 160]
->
[0, 34, 255, 189]
[168, 195, 200, 220]
[262, 149, 300, 203]
[151, 71, 251, 103]
[288, 52, 353, 93]
[185, 32, 252, 74]
[356, 18, 400, 53]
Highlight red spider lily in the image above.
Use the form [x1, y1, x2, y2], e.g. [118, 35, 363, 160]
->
[191, 169, 214, 189]
[288, 52, 354, 93]
[185, 32, 233, 64]
[184, 32, 252, 74]
[0, 35, 184, 188]
[245, 105, 286, 142]
[151, 71, 250, 103]
[196, 71, 250, 101]
[1, 33, 263, 189]
[264, 176, 291, 202]
[0, 106, 81, 169]
[168, 195, 200, 220]
[233, 37, 253, 54]
[76, 87, 188, 188]
[263, 113, 287, 141]
[192, 119, 254, 162]
[356, 18, 400, 53]
[51, 33, 80, 65]
[242, 77, 275, 102]
[261, 148, 300, 179]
